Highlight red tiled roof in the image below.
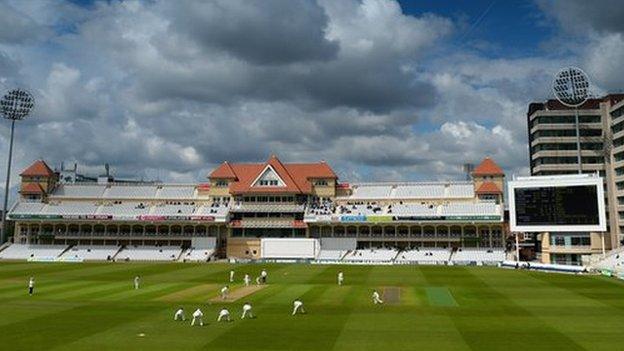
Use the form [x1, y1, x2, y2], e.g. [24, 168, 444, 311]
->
[472, 157, 504, 176]
[209, 161, 237, 179]
[20, 183, 45, 194]
[209, 155, 337, 194]
[475, 181, 502, 194]
[20, 160, 54, 177]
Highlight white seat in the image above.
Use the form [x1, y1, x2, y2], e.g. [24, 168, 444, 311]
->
[59, 246, 119, 260]
[0, 244, 67, 260]
[116, 246, 182, 261]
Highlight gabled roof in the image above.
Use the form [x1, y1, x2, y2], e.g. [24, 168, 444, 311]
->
[209, 155, 337, 194]
[20, 160, 55, 177]
[472, 157, 504, 176]
[210, 161, 237, 179]
[20, 183, 45, 194]
[475, 181, 502, 194]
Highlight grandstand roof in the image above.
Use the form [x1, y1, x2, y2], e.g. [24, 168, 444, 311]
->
[20, 160, 54, 177]
[472, 157, 504, 176]
[20, 183, 45, 194]
[210, 161, 237, 179]
[209, 155, 337, 194]
[475, 181, 502, 194]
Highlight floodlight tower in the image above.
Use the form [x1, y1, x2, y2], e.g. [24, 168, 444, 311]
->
[552, 67, 590, 174]
[1, 89, 34, 244]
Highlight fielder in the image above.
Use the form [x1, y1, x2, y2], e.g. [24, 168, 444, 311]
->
[191, 308, 204, 326]
[217, 308, 231, 322]
[174, 307, 186, 321]
[28, 277, 35, 295]
[261, 269, 267, 284]
[241, 302, 254, 319]
[255, 276, 261, 285]
[221, 285, 229, 300]
[134, 276, 141, 290]
[372, 290, 384, 304]
[229, 270, 235, 283]
[244, 274, 251, 286]
[292, 299, 305, 315]
[338, 271, 344, 286]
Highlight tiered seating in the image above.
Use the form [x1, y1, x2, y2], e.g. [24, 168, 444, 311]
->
[451, 249, 506, 263]
[389, 203, 437, 215]
[52, 184, 106, 198]
[316, 250, 348, 260]
[446, 183, 475, 198]
[346, 182, 475, 200]
[440, 202, 499, 216]
[60, 246, 119, 261]
[10, 202, 45, 215]
[194, 203, 229, 217]
[116, 245, 182, 261]
[0, 244, 67, 260]
[349, 184, 392, 199]
[181, 248, 215, 262]
[151, 203, 196, 215]
[394, 184, 444, 198]
[395, 248, 451, 263]
[42, 202, 98, 216]
[157, 186, 195, 199]
[98, 202, 150, 217]
[338, 204, 384, 215]
[104, 185, 157, 199]
[306, 200, 334, 215]
[344, 248, 398, 262]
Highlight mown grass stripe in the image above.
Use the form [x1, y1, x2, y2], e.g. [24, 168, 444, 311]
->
[95, 282, 189, 302]
[0, 280, 97, 299]
[2, 303, 160, 350]
[426, 287, 458, 307]
[155, 283, 219, 302]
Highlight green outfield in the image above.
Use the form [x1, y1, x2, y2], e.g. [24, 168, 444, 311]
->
[0, 262, 623, 351]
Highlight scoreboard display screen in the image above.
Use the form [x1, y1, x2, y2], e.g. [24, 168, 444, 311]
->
[514, 185, 599, 226]
[508, 176, 606, 232]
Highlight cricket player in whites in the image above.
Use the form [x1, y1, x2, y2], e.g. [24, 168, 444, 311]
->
[217, 307, 231, 322]
[134, 276, 141, 290]
[292, 299, 306, 315]
[244, 274, 251, 286]
[241, 302, 254, 319]
[221, 285, 229, 300]
[229, 270, 235, 283]
[191, 308, 204, 326]
[372, 290, 384, 304]
[174, 307, 186, 321]
[337, 271, 344, 286]
[28, 277, 35, 295]
[261, 269, 267, 284]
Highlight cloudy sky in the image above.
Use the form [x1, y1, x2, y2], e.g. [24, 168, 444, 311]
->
[1, 0, 623, 196]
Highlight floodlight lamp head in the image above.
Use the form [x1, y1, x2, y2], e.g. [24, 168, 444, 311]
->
[552, 67, 590, 108]
[0, 88, 34, 121]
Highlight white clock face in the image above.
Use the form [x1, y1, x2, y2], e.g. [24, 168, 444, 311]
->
[552, 67, 589, 107]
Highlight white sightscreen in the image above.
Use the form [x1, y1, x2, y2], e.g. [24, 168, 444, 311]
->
[260, 238, 320, 259]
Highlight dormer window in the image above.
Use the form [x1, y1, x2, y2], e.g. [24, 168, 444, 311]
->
[216, 180, 228, 187]
[315, 180, 328, 186]
[252, 165, 285, 187]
